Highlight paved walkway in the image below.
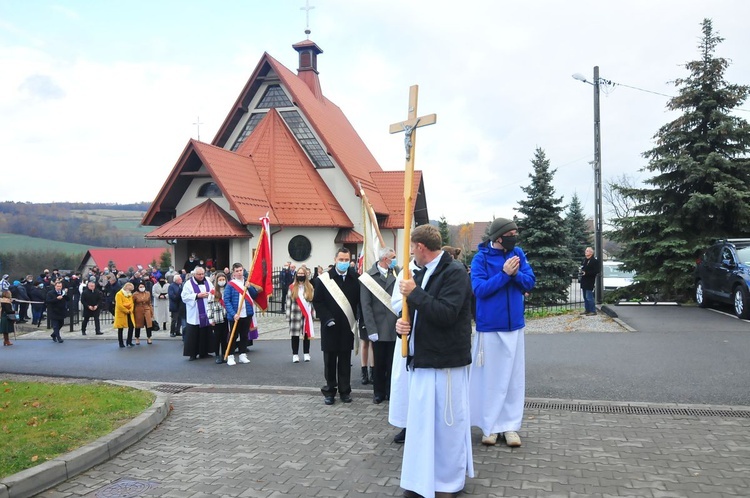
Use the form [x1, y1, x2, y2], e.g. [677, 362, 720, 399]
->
[7, 311, 750, 497]
[25, 384, 750, 497]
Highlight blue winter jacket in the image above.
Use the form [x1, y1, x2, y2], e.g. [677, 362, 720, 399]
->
[471, 241, 535, 332]
[223, 282, 259, 320]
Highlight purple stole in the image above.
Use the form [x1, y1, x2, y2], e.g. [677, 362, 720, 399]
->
[190, 278, 210, 328]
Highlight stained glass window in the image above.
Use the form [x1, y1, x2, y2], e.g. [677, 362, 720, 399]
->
[231, 113, 265, 151]
[280, 110, 334, 168]
[257, 84, 292, 109]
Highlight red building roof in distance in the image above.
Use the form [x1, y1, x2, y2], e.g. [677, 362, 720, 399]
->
[81, 248, 166, 272]
[145, 199, 250, 239]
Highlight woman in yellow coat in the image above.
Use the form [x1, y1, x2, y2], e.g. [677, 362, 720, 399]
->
[114, 283, 135, 348]
[132, 283, 154, 345]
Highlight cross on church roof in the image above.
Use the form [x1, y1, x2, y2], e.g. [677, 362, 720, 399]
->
[300, 0, 315, 38]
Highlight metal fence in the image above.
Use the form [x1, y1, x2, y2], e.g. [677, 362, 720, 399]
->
[524, 277, 586, 314]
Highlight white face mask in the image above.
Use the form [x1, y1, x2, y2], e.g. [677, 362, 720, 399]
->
[217, 280, 226, 287]
[138, 287, 145, 292]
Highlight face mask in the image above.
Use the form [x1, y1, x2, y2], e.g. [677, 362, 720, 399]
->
[336, 262, 349, 273]
[217, 280, 226, 287]
[138, 287, 146, 292]
[296, 275, 306, 282]
[499, 236, 517, 252]
[389, 258, 398, 269]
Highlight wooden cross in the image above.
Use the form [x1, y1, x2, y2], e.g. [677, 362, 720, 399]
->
[389, 85, 436, 358]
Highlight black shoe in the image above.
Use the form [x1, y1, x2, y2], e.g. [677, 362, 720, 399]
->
[52, 336, 58, 343]
[393, 428, 406, 444]
[199, 354, 211, 359]
[81, 331, 86, 335]
[189, 356, 197, 361]
[57, 337, 64, 343]
[119, 343, 125, 348]
[324, 396, 335, 405]
[127, 343, 134, 348]
[340, 394, 352, 403]
[361, 367, 370, 385]
[373, 395, 385, 404]
[170, 333, 176, 337]
[175, 332, 182, 336]
[95, 332, 103, 335]
[215, 357, 224, 364]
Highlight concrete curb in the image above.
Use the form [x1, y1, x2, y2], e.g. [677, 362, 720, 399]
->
[0, 387, 170, 498]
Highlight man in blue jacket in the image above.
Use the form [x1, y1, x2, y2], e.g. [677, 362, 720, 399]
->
[469, 217, 535, 448]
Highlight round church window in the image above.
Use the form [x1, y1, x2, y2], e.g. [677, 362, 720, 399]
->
[288, 235, 312, 262]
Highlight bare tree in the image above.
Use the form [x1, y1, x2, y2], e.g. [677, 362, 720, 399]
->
[604, 173, 638, 221]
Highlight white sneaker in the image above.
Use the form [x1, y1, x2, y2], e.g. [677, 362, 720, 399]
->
[292, 354, 300, 363]
[481, 433, 498, 446]
[226, 355, 236, 366]
[238, 353, 250, 364]
[303, 353, 311, 362]
[503, 431, 522, 447]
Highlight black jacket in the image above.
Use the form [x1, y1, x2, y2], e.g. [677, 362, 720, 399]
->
[580, 256, 601, 291]
[45, 289, 69, 320]
[406, 252, 473, 369]
[81, 287, 104, 316]
[313, 267, 360, 352]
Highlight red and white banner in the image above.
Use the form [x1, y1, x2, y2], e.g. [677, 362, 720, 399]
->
[249, 215, 272, 310]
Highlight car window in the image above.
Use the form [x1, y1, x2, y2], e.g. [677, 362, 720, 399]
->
[603, 265, 635, 278]
[721, 246, 735, 264]
[736, 246, 750, 264]
[704, 246, 720, 263]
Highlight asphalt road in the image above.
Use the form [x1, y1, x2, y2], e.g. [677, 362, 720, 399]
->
[2, 305, 749, 406]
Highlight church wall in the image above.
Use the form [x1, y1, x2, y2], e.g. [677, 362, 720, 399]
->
[270, 227, 342, 269]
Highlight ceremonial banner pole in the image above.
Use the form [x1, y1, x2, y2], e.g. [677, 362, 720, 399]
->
[224, 216, 268, 361]
[358, 180, 386, 249]
[389, 85, 436, 357]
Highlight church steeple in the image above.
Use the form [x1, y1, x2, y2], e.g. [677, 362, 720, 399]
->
[292, 38, 324, 100]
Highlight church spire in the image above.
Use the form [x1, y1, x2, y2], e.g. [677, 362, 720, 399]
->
[292, 39, 324, 100]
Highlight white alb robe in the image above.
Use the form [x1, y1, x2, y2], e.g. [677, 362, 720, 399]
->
[469, 329, 526, 436]
[399, 253, 474, 497]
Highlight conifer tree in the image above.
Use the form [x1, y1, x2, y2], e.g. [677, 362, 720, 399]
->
[564, 193, 591, 261]
[438, 216, 451, 246]
[517, 147, 576, 306]
[613, 19, 750, 300]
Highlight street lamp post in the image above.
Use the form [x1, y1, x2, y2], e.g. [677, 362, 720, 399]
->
[573, 66, 604, 304]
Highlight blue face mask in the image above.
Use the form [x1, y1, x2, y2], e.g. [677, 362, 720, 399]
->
[336, 262, 350, 273]
[389, 258, 398, 269]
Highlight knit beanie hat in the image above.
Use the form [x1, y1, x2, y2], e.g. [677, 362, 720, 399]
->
[485, 217, 518, 242]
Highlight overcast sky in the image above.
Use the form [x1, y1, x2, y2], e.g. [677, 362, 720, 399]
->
[2, 1, 749, 225]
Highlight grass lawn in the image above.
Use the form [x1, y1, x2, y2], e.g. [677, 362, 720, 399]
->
[0, 381, 155, 478]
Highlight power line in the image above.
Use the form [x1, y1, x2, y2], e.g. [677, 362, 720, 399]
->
[605, 79, 750, 113]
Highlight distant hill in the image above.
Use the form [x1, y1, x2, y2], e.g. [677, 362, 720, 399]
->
[0, 233, 93, 254]
[0, 202, 162, 248]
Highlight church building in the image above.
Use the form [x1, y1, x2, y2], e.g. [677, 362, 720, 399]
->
[142, 36, 428, 272]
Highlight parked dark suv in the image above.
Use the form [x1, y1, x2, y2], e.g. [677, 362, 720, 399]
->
[694, 238, 750, 318]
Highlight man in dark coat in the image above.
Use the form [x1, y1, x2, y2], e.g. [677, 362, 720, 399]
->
[278, 262, 295, 313]
[313, 248, 360, 405]
[579, 246, 600, 316]
[80, 280, 104, 335]
[45, 281, 69, 343]
[359, 246, 399, 404]
[168, 275, 184, 337]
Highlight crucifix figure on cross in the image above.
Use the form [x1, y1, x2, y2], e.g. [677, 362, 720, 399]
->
[389, 85, 436, 358]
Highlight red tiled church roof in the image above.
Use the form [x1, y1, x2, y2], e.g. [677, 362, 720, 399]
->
[143, 40, 428, 232]
[145, 199, 249, 239]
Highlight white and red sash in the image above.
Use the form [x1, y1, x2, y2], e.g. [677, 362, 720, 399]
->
[228, 280, 254, 315]
[296, 286, 314, 338]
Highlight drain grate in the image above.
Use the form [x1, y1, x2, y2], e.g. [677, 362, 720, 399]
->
[93, 478, 158, 497]
[152, 383, 194, 394]
[525, 401, 750, 418]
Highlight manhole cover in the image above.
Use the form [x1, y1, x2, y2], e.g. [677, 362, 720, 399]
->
[93, 478, 159, 497]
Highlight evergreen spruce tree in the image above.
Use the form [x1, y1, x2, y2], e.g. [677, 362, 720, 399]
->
[438, 216, 451, 246]
[517, 147, 576, 306]
[564, 193, 591, 261]
[613, 19, 750, 300]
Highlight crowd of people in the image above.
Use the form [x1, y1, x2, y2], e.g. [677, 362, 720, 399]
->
[1, 220, 546, 497]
